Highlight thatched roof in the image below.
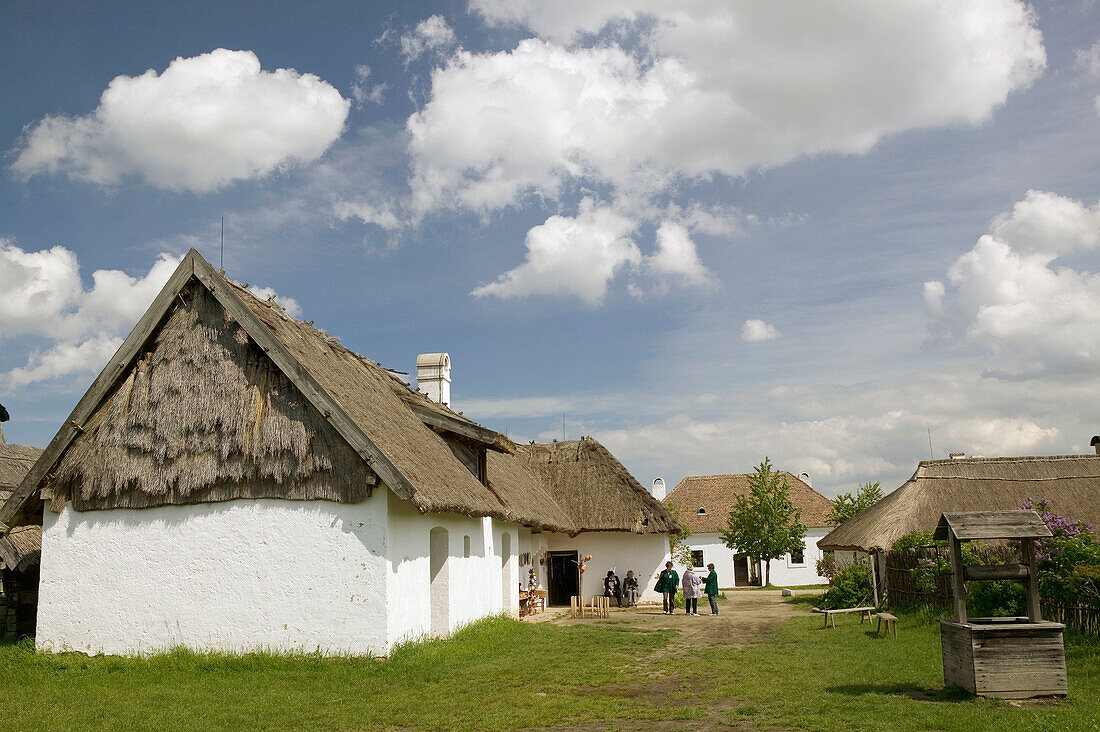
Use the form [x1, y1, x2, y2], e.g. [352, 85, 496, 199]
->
[0, 250, 676, 560]
[494, 438, 680, 536]
[0, 444, 43, 570]
[664, 472, 834, 533]
[818, 455, 1100, 552]
[0, 445, 41, 494]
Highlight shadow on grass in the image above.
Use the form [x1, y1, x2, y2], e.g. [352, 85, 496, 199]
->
[826, 682, 971, 703]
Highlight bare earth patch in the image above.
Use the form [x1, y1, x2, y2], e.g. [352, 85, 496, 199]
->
[531, 590, 808, 730]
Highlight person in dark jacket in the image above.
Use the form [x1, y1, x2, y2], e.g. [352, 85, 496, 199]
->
[704, 563, 720, 615]
[603, 570, 623, 607]
[655, 562, 679, 614]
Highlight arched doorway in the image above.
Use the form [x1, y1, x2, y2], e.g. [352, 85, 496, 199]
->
[500, 532, 512, 612]
[430, 527, 449, 636]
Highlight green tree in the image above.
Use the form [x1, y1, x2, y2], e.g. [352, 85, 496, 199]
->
[720, 458, 807, 587]
[829, 481, 883, 525]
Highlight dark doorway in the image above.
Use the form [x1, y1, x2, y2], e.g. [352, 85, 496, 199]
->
[734, 553, 752, 587]
[547, 551, 579, 606]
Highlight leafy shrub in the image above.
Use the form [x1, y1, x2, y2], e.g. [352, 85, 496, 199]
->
[815, 552, 837, 581]
[819, 564, 873, 609]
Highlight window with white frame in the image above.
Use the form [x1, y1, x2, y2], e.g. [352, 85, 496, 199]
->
[788, 544, 805, 566]
[691, 550, 705, 567]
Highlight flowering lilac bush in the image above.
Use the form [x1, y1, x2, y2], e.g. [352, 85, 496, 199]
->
[901, 498, 1100, 617]
[1021, 498, 1100, 607]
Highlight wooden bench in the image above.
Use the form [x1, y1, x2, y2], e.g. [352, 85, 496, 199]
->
[876, 612, 898, 638]
[819, 606, 876, 628]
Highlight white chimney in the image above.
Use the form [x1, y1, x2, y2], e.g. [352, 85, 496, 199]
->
[416, 353, 451, 406]
[798, 471, 812, 487]
[651, 477, 666, 501]
[1092, 436, 1100, 456]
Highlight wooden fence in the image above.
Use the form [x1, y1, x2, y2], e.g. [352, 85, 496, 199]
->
[883, 547, 1100, 635]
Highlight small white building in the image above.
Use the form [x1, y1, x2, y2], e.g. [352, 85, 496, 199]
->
[0, 249, 678, 656]
[663, 472, 835, 587]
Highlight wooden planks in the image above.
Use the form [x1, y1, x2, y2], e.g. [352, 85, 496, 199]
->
[963, 564, 1029, 581]
[940, 620, 1067, 698]
[935, 510, 1051, 541]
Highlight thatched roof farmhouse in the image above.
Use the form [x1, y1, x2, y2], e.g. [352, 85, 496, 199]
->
[0, 249, 676, 655]
[819, 454, 1100, 553]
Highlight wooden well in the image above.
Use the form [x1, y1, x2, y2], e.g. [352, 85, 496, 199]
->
[936, 510, 1067, 699]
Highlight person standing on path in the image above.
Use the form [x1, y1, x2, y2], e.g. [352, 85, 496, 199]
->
[682, 566, 702, 616]
[656, 562, 679, 614]
[703, 563, 720, 615]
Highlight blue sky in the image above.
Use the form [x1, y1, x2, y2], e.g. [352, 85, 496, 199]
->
[3, 1, 1100, 498]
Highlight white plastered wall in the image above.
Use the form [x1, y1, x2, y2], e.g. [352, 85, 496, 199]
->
[680, 533, 736, 588]
[687, 528, 831, 587]
[545, 531, 670, 602]
[37, 495, 388, 656]
[384, 494, 521, 647]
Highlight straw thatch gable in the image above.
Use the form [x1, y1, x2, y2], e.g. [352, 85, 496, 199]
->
[665, 472, 835, 533]
[1, 250, 677, 564]
[818, 455, 1100, 552]
[499, 438, 680, 535]
[50, 282, 370, 511]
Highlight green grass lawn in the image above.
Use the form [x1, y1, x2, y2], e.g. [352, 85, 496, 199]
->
[678, 596, 1100, 731]
[1, 599, 1098, 730]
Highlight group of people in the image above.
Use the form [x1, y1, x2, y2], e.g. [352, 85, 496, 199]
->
[601, 569, 641, 607]
[601, 562, 720, 615]
[655, 562, 720, 615]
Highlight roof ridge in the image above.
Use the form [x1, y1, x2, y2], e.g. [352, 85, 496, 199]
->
[918, 454, 1100, 466]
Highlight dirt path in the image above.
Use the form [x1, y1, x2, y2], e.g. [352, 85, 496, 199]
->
[541, 589, 804, 654]
[532, 591, 811, 730]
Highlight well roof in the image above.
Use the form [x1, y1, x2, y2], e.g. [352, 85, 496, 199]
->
[664, 472, 835, 533]
[818, 455, 1100, 552]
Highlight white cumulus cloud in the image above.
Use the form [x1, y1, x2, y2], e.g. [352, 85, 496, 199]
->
[647, 221, 711, 286]
[741, 319, 782, 342]
[925, 191, 1100, 373]
[471, 201, 640, 304]
[246, 286, 302, 317]
[401, 15, 458, 63]
[12, 49, 349, 192]
[0, 243, 304, 388]
[415, 0, 1044, 215]
[0, 242, 182, 386]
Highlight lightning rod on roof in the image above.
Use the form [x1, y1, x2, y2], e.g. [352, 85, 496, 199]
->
[220, 216, 225, 273]
[928, 428, 934, 459]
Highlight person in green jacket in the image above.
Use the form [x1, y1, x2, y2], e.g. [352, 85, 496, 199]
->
[656, 561, 679, 615]
[704, 563, 720, 615]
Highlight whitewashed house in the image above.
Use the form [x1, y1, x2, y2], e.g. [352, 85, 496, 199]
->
[663, 472, 835, 587]
[0, 249, 678, 656]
